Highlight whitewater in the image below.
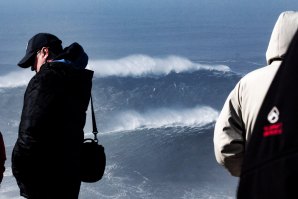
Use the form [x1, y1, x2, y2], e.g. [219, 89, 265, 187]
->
[0, 55, 230, 88]
[0, 54, 240, 198]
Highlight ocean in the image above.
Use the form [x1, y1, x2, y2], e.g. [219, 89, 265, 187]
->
[0, 0, 297, 198]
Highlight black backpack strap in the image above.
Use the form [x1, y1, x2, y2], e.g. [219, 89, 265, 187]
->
[237, 30, 298, 198]
[91, 95, 98, 142]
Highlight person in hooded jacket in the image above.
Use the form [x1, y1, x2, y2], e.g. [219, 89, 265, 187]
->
[0, 131, 6, 184]
[213, 11, 298, 177]
[12, 33, 93, 198]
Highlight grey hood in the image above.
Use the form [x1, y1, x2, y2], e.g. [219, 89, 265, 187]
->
[266, 11, 298, 65]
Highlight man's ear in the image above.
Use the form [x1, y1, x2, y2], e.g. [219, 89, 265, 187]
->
[41, 47, 49, 58]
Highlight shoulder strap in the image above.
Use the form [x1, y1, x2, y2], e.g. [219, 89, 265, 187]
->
[91, 95, 98, 142]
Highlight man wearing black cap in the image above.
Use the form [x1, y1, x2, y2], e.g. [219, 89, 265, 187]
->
[12, 33, 93, 198]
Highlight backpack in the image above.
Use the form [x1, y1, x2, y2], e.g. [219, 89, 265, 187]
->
[237, 30, 298, 199]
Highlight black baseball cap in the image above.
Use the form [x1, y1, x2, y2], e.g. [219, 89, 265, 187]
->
[18, 33, 62, 68]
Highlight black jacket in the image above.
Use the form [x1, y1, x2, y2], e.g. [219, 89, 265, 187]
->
[237, 27, 298, 199]
[0, 132, 5, 184]
[12, 61, 93, 198]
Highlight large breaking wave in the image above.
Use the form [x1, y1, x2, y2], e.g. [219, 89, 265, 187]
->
[96, 106, 218, 132]
[0, 54, 241, 198]
[0, 54, 239, 133]
[88, 54, 230, 77]
[0, 54, 231, 88]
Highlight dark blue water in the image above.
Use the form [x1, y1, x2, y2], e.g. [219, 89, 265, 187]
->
[0, 67, 241, 198]
[1, 0, 298, 198]
[0, 0, 297, 73]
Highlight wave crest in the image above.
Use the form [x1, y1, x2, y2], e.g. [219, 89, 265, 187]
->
[0, 55, 231, 88]
[0, 70, 33, 88]
[88, 54, 230, 77]
[104, 106, 219, 132]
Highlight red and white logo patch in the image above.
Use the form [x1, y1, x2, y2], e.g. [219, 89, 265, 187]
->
[263, 106, 283, 137]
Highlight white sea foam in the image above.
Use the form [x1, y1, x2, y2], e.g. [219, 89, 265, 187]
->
[0, 167, 22, 199]
[88, 54, 230, 77]
[0, 55, 230, 88]
[0, 70, 33, 88]
[105, 106, 219, 132]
